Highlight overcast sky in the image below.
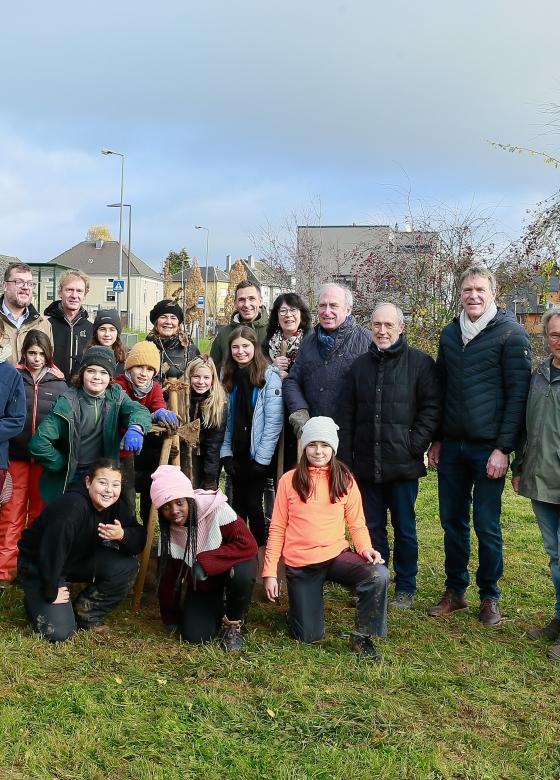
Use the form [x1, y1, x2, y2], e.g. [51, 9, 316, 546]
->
[1, 0, 559, 272]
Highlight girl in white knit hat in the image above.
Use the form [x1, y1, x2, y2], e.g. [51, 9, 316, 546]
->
[262, 416, 389, 661]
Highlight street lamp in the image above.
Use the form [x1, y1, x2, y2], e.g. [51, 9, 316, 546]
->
[101, 148, 125, 320]
[107, 203, 131, 327]
[194, 225, 210, 339]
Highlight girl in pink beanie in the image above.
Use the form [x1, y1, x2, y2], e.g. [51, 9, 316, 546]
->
[150, 465, 258, 651]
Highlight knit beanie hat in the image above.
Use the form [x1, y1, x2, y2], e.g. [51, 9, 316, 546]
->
[93, 308, 122, 335]
[125, 340, 161, 373]
[80, 346, 117, 378]
[149, 299, 184, 325]
[150, 465, 195, 509]
[300, 416, 339, 454]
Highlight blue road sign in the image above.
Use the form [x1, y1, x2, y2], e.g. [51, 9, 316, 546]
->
[113, 279, 125, 293]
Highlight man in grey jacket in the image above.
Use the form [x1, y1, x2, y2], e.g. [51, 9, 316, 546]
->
[512, 306, 560, 660]
[283, 283, 371, 435]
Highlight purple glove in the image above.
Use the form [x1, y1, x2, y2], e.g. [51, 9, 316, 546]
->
[122, 425, 144, 453]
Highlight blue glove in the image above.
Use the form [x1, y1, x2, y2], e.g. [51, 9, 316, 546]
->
[152, 408, 180, 429]
[122, 425, 144, 453]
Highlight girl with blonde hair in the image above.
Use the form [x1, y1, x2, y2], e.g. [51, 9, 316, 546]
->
[186, 355, 227, 490]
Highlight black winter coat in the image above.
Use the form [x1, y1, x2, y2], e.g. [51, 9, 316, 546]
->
[45, 301, 93, 380]
[189, 392, 227, 488]
[283, 318, 371, 421]
[18, 483, 146, 602]
[436, 308, 531, 452]
[9, 366, 68, 462]
[146, 333, 200, 383]
[338, 337, 441, 483]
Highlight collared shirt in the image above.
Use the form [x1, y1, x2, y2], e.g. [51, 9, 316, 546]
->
[1, 300, 29, 330]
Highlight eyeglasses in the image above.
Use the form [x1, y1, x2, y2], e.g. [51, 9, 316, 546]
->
[6, 279, 36, 289]
[278, 307, 298, 316]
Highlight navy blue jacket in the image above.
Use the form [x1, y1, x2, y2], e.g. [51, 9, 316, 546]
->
[436, 308, 531, 452]
[0, 361, 26, 469]
[282, 318, 371, 422]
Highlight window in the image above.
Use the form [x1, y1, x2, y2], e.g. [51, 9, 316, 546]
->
[106, 278, 115, 302]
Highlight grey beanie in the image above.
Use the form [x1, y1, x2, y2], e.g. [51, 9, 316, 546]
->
[80, 346, 117, 379]
[300, 416, 339, 454]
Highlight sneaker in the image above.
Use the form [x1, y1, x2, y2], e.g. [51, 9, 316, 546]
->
[527, 617, 560, 641]
[427, 589, 468, 617]
[389, 591, 415, 609]
[219, 616, 244, 652]
[547, 638, 560, 661]
[349, 631, 381, 662]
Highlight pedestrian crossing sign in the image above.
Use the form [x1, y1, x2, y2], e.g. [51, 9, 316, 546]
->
[112, 279, 125, 293]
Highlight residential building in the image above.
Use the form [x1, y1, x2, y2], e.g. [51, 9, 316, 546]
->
[165, 266, 229, 333]
[45, 239, 163, 331]
[226, 254, 295, 312]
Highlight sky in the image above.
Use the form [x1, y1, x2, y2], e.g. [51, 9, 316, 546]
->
[1, 0, 559, 273]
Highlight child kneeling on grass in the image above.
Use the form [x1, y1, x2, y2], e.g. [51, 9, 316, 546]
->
[262, 416, 389, 661]
[17, 458, 146, 642]
[150, 465, 258, 651]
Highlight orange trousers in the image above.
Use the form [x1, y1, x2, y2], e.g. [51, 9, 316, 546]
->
[0, 461, 44, 581]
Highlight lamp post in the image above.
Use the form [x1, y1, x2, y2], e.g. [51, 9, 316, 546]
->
[101, 148, 125, 320]
[194, 225, 210, 340]
[107, 203, 131, 327]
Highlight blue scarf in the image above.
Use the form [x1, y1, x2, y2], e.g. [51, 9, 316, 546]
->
[317, 315, 353, 359]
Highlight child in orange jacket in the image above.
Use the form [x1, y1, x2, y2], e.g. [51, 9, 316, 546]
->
[263, 416, 389, 660]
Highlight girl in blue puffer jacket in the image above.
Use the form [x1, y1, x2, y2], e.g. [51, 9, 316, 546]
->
[220, 326, 283, 547]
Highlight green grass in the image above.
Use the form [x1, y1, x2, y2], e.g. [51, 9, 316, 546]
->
[1, 474, 559, 780]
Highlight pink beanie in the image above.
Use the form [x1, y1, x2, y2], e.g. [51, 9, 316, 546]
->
[150, 465, 195, 509]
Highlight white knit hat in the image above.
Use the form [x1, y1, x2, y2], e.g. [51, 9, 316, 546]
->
[300, 416, 339, 454]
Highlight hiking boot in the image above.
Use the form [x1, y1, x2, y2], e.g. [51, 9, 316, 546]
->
[349, 631, 381, 662]
[527, 617, 560, 641]
[389, 591, 415, 609]
[219, 616, 244, 653]
[479, 599, 501, 627]
[427, 589, 468, 617]
[91, 624, 111, 636]
[547, 638, 560, 661]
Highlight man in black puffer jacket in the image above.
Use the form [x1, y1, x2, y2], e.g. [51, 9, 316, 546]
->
[427, 265, 531, 627]
[338, 303, 441, 609]
[283, 283, 371, 432]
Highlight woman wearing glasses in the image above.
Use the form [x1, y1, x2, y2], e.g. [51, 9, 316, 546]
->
[263, 293, 312, 471]
[0, 262, 54, 365]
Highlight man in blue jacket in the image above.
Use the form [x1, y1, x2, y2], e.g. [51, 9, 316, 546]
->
[427, 265, 531, 627]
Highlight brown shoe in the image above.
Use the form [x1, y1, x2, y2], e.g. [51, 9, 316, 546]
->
[527, 617, 560, 641]
[479, 599, 501, 627]
[427, 589, 468, 617]
[91, 624, 111, 636]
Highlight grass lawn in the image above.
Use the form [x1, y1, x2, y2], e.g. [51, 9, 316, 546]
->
[0, 473, 558, 780]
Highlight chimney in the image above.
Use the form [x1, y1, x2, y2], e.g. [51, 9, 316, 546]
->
[225, 254, 232, 272]
[248, 254, 255, 270]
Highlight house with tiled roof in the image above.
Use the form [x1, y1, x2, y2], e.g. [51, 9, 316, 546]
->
[226, 254, 295, 312]
[44, 239, 163, 330]
[165, 265, 230, 330]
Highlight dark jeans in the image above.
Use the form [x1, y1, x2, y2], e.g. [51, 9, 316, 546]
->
[358, 478, 419, 594]
[119, 456, 137, 517]
[285, 549, 389, 643]
[438, 439, 505, 601]
[18, 548, 138, 643]
[176, 557, 258, 643]
[231, 467, 268, 546]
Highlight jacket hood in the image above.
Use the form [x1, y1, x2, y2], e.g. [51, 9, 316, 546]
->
[0, 296, 41, 321]
[16, 363, 66, 382]
[44, 300, 90, 321]
[229, 308, 268, 328]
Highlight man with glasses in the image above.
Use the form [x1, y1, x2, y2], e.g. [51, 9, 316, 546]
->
[338, 303, 441, 609]
[427, 265, 531, 627]
[0, 263, 53, 364]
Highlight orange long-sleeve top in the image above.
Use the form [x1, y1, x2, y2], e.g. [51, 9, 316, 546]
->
[262, 466, 373, 577]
